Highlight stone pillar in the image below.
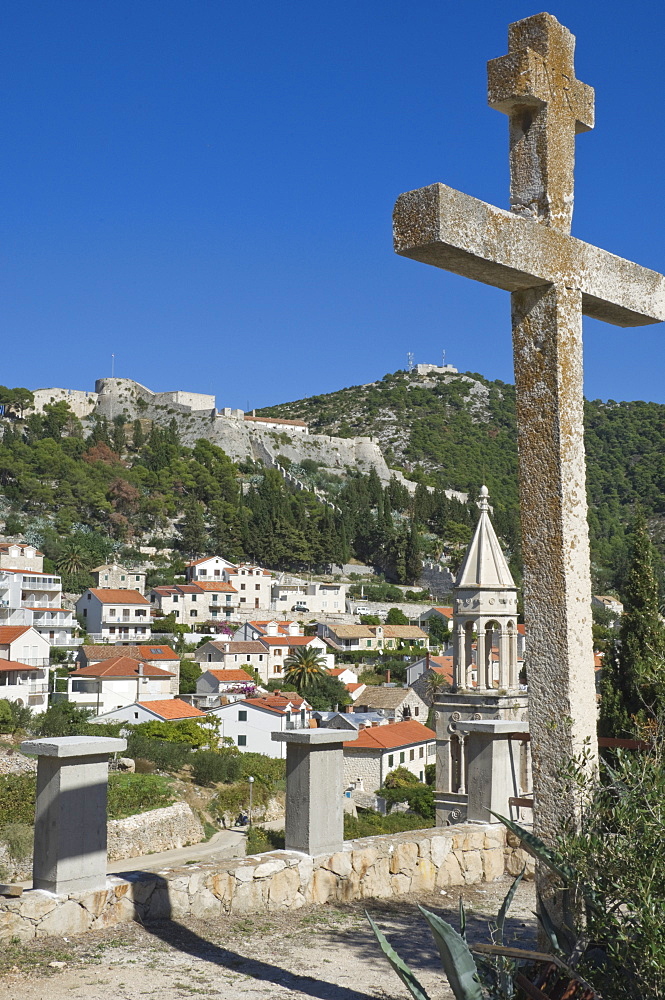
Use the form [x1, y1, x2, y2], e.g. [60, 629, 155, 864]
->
[21, 735, 127, 894]
[272, 730, 356, 856]
[498, 630, 509, 690]
[462, 720, 529, 823]
[476, 631, 486, 690]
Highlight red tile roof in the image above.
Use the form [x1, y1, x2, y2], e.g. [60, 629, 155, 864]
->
[517, 624, 526, 635]
[195, 582, 237, 592]
[88, 589, 150, 605]
[138, 698, 205, 720]
[344, 720, 436, 751]
[346, 683, 365, 693]
[427, 655, 454, 684]
[432, 606, 454, 617]
[0, 658, 40, 672]
[71, 656, 174, 679]
[208, 669, 255, 684]
[137, 645, 179, 661]
[0, 625, 33, 644]
[241, 697, 286, 716]
[249, 692, 310, 711]
[259, 636, 315, 647]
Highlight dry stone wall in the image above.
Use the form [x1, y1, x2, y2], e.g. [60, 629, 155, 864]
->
[0, 823, 534, 942]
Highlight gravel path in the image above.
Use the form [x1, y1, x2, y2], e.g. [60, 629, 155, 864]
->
[0, 876, 537, 1000]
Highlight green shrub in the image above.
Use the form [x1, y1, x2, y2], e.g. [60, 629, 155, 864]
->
[246, 826, 285, 854]
[382, 782, 435, 820]
[344, 809, 432, 839]
[0, 773, 36, 826]
[190, 750, 242, 786]
[125, 732, 191, 771]
[236, 753, 286, 786]
[0, 822, 33, 861]
[383, 767, 419, 789]
[107, 773, 174, 820]
[0, 700, 14, 734]
[132, 719, 216, 748]
[212, 780, 272, 822]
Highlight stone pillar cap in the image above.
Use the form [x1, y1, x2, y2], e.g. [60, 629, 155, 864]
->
[21, 736, 127, 758]
[456, 720, 529, 735]
[272, 730, 357, 745]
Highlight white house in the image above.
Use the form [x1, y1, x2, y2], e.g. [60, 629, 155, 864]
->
[252, 634, 333, 680]
[194, 640, 268, 675]
[352, 685, 429, 722]
[76, 644, 180, 695]
[0, 542, 44, 572]
[185, 556, 237, 582]
[318, 623, 429, 652]
[91, 697, 208, 726]
[235, 620, 302, 640]
[76, 588, 152, 642]
[0, 625, 50, 666]
[193, 582, 240, 619]
[195, 668, 257, 708]
[271, 580, 347, 615]
[0, 566, 79, 647]
[210, 693, 314, 757]
[225, 565, 273, 611]
[0, 658, 49, 711]
[67, 655, 175, 715]
[343, 720, 437, 790]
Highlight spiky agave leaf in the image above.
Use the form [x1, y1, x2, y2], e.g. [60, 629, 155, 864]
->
[496, 869, 524, 946]
[418, 905, 484, 1000]
[365, 911, 430, 1000]
[491, 813, 578, 885]
[459, 895, 467, 942]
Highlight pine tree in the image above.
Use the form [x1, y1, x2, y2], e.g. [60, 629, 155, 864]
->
[132, 419, 145, 450]
[179, 500, 207, 558]
[599, 509, 665, 735]
[405, 519, 421, 585]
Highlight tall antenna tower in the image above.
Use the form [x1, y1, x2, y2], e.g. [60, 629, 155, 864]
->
[407, 352, 415, 372]
[441, 349, 446, 368]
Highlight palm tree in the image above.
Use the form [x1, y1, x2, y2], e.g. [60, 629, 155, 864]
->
[284, 647, 327, 690]
[424, 670, 449, 705]
[55, 542, 89, 579]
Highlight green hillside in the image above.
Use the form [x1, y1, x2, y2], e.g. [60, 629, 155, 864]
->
[258, 369, 665, 594]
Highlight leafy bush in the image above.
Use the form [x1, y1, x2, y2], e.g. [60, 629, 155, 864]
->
[125, 732, 191, 772]
[107, 773, 174, 819]
[211, 780, 272, 823]
[383, 766, 419, 789]
[0, 773, 36, 826]
[246, 826, 285, 854]
[0, 822, 33, 861]
[0, 700, 14, 734]
[132, 718, 217, 748]
[236, 753, 286, 786]
[382, 782, 435, 820]
[190, 750, 242, 786]
[344, 810, 432, 839]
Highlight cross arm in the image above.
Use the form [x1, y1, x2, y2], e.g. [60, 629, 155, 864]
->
[393, 184, 665, 327]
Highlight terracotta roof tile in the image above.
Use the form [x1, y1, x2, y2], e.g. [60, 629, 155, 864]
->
[208, 669, 255, 684]
[0, 658, 41, 672]
[81, 644, 178, 663]
[71, 656, 174, 679]
[87, 589, 150, 605]
[138, 698, 205, 720]
[0, 626, 33, 644]
[344, 720, 436, 751]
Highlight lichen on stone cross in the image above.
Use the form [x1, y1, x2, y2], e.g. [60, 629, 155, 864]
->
[393, 12, 665, 849]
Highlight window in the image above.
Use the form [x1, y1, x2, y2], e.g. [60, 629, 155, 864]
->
[414, 706, 419, 717]
[388, 754, 394, 767]
[366, 640, 371, 648]
[241, 584, 246, 591]
[191, 595, 197, 602]
[237, 735, 246, 747]
[259, 655, 263, 661]
[238, 710, 247, 721]
[149, 648, 162, 655]
[134, 712, 139, 719]
[109, 608, 116, 616]
[173, 595, 179, 603]
[120, 575, 126, 581]
[136, 576, 140, 581]
[409, 748, 415, 761]
[240, 598, 246, 604]
[399, 752, 405, 764]
[83, 608, 87, 617]
[212, 594, 218, 602]
[191, 610, 197, 618]
[419, 747, 424, 758]
[255, 585, 260, 591]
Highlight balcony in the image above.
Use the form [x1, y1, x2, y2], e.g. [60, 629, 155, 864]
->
[21, 576, 61, 589]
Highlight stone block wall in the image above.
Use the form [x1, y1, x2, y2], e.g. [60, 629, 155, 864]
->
[0, 824, 535, 942]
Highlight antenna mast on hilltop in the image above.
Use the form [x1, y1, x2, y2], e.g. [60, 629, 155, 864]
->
[441, 349, 446, 368]
[111, 354, 115, 378]
[407, 352, 415, 372]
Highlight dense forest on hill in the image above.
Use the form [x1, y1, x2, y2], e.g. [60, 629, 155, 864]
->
[1, 368, 664, 599]
[0, 400, 469, 591]
[259, 369, 665, 595]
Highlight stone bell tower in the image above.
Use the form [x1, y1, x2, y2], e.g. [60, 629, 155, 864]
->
[435, 486, 529, 825]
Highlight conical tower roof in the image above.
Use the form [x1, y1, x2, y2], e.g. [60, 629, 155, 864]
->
[455, 486, 516, 589]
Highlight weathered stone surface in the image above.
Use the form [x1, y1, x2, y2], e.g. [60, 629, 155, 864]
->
[307, 867, 338, 905]
[430, 836, 453, 867]
[79, 888, 111, 918]
[253, 859, 286, 879]
[351, 846, 378, 877]
[234, 864, 259, 883]
[190, 887, 222, 919]
[326, 851, 353, 878]
[37, 900, 92, 937]
[481, 849, 504, 882]
[411, 859, 436, 893]
[210, 872, 235, 904]
[107, 802, 205, 861]
[12, 890, 58, 922]
[390, 873, 411, 895]
[268, 867, 300, 906]
[389, 841, 418, 875]
[232, 879, 266, 913]
[460, 850, 484, 884]
[0, 908, 34, 943]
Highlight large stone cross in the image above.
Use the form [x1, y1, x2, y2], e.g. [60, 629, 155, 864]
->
[394, 13, 665, 844]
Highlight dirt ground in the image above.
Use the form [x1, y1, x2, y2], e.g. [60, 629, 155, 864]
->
[0, 876, 537, 1000]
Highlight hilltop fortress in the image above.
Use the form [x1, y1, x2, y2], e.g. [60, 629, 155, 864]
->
[30, 378, 466, 502]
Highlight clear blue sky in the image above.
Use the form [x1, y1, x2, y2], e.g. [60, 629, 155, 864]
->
[1, 2, 663, 409]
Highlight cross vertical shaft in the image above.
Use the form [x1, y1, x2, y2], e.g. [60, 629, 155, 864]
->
[491, 13, 598, 840]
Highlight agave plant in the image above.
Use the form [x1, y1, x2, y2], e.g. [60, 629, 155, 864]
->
[367, 818, 602, 1000]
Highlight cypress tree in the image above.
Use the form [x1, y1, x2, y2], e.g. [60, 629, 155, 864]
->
[599, 509, 665, 735]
